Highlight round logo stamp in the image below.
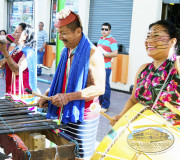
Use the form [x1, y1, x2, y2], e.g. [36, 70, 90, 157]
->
[127, 127, 174, 153]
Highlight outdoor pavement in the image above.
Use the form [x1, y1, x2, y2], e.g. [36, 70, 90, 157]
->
[0, 73, 131, 159]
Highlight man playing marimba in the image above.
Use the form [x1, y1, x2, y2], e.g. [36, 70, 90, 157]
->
[38, 8, 105, 160]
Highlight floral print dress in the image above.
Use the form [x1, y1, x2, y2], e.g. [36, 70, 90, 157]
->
[135, 55, 180, 126]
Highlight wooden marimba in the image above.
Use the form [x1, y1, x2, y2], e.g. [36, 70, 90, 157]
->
[0, 99, 76, 160]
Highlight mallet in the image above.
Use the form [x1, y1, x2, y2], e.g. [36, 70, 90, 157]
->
[90, 103, 114, 121]
[25, 88, 114, 121]
[25, 88, 52, 101]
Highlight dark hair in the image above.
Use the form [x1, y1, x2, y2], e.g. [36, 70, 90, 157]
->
[19, 23, 27, 31]
[39, 22, 44, 26]
[19, 23, 36, 49]
[0, 30, 7, 35]
[102, 23, 111, 30]
[149, 20, 178, 47]
[66, 19, 82, 32]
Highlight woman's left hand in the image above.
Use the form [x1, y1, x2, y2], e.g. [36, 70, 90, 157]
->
[110, 114, 122, 126]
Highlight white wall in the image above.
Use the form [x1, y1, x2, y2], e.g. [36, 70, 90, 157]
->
[78, 0, 90, 36]
[35, 0, 51, 40]
[0, 0, 7, 31]
[111, 0, 163, 91]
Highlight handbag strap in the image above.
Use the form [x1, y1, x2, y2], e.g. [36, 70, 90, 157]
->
[152, 63, 175, 109]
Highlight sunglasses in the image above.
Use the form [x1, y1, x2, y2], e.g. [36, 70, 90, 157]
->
[101, 28, 109, 31]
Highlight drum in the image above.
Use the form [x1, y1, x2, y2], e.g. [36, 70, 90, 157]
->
[91, 103, 180, 160]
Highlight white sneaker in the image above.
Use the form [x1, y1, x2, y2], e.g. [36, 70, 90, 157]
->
[101, 108, 108, 113]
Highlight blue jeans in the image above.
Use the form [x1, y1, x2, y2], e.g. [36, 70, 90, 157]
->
[99, 69, 111, 109]
[37, 50, 45, 74]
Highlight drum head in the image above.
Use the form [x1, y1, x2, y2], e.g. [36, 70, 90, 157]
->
[91, 103, 180, 160]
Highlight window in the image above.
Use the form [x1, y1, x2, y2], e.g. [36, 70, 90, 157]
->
[8, 0, 34, 34]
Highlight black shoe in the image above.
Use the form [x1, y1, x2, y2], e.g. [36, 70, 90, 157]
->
[37, 73, 41, 76]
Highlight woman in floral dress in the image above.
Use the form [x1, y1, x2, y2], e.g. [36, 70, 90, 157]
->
[111, 20, 180, 129]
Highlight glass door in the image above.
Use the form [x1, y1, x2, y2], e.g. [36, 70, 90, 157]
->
[8, 0, 34, 34]
[49, 0, 57, 44]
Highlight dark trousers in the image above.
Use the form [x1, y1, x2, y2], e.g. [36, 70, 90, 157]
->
[99, 68, 111, 109]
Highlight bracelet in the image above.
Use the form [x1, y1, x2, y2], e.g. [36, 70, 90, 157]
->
[5, 56, 10, 58]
